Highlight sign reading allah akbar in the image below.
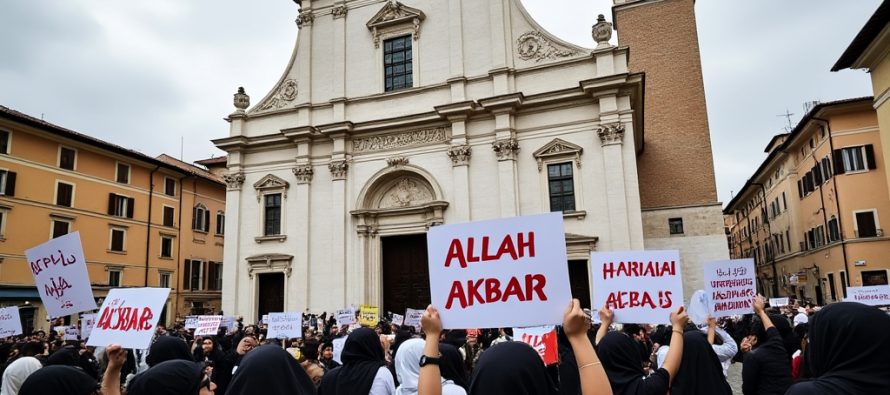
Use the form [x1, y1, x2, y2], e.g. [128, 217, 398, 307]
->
[352, 127, 448, 153]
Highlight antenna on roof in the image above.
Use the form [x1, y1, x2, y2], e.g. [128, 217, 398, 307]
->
[180, 136, 184, 161]
[777, 109, 794, 132]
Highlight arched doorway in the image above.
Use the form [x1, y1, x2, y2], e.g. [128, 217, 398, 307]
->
[351, 166, 447, 314]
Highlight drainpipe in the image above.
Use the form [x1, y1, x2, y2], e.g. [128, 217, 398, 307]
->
[812, 117, 852, 292]
[812, 152, 830, 303]
[752, 182, 778, 296]
[145, 166, 160, 286]
[173, 174, 187, 322]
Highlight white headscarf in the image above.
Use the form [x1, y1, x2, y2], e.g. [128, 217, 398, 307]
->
[394, 338, 424, 395]
[1, 357, 43, 395]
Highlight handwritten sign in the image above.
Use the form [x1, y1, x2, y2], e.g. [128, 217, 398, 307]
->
[25, 232, 97, 318]
[80, 314, 96, 339]
[0, 306, 22, 338]
[86, 287, 170, 350]
[184, 316, 199, 329]
[404, 308, 423, 330]
[769, 297, 790, 307]
[267, 312, 302, 339]
[336, 308, 356, 326]
[359, 305, 379, 327]
[513, 325, 558, 365]
[846, 285, 890, 306]
[427, 213, 573, 329]
[391, 313, 404, 326]
[591, 250, 683, 324]
[53, 326, 67, 338]
[64, 326, 80, 341]
[704, 259, 755, 317]
[332, 337, 347, 364]
[194, 316, 223, 336]
[220, 316, 236, 331]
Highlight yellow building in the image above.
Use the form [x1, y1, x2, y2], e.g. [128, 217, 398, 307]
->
[725, 98, 888, 304]
[833, 1, 890, 196]
[0, 106, 224, 333]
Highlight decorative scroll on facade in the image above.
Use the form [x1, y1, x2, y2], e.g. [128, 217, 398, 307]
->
[517, 31, 580, 62]
[352, 127, 448, 153]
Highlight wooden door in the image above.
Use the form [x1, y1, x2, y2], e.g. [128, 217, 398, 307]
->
[568, 260, 591, 309]
[382, 234, 430, 315]
[257, 273, 285, 320]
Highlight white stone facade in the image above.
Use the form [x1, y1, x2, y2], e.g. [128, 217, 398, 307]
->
[214, 0, 719, 319]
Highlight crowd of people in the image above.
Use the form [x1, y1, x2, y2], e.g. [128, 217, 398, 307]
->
[1, 295, 888, 395]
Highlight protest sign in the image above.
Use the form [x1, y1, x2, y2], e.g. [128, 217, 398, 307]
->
[267, 312, 302, 339]
[704, 259, 756, 317]
[769, 297, 790, 307]
[0, 306, 22, 338]
[513, 325, 558, 365]
[404, 308, 423, 330]
[64, 326, 80, 341]
[391, 313, 404, 326]
[359, 305, 379, 327]
[686, 290, 710, 326]
[25, 232, 97, 318]
[332, 337, 347, 364]
[53, 326, 67, 338]
[846, 285, 890, 306]
[591, 250, 683, 324]
[261, 315, 269, 324]
[194, 316, 223, 336]
[427, 213, 573, 329]
[336, 308, 356, 326]
[220, 316, 236, 331]
[86, 287, 170, 350]
[80, 314, 96, 339]
[184, 316, 199, 329]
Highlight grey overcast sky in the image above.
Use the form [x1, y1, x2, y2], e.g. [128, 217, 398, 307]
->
[0, 0, 880, 205]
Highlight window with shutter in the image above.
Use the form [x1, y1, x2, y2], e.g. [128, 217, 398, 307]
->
[0, 130, 9, 154]
[841, 146, 868, 172]
[193, 205, 208, 231]
[182, 259, 192, 290]
[51, 220, 70, 239]
[109, 228, 126, 252]
[163, 206, 175, 227]
[59, 147, 76, 170]
[216, 212, 225, 234]
[855, 211, 878, 238]
[165, 178, 176, 196]
[56, 182, 74, 207]
[116, 163, 130, 184]
[203, 210, 210, 232]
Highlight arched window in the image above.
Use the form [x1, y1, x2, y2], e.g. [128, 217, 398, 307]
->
[193, 203, 209, 232]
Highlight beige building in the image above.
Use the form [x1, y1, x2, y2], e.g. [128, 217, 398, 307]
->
[725, 97, 889, 303]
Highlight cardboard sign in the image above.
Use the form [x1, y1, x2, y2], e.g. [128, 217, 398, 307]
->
[704, 259, 756, 317]
[391, 313, 404, 326]
[64, 326, 80, 341]
[86, 287, 170, 349]
[359, 305, 379, 327]
[80, 314, 96, 339]
[0, 306, 22, 338]
[184, 316, 199, 329]
[513, 325, 558, 365]
[846, 285, 890, 306]
[769, 297, 790, 307]
[404, 308, 424, 330]
[194, 316, 223, 336]
[427, 213, 573, 329]
[267, 312, 302, 339]
[25, 232, 97, 318]
[332, 337, 347, 364]
[336, 308, 356, 326]
[591, 250, 683, 324]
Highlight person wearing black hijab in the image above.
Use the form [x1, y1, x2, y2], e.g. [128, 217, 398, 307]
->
[127, 359, 211, 395]
[18, 365, 98, 395]
[319, 327, 394, 395]
[47, 345, 80, 367]
[741, 296, 792, 395]
[438, 343, 468, 390]
[147, 336, 194, 367]
[467, 342, 557, 395]
[225, 344, 316, 395]
[786, 302, 890, 394]
[670, 331, 732, 395]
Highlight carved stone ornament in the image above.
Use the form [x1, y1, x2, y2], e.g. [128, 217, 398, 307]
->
[517, 31, 580, 62]
[597, 123, 626, 146]
[292, 165, 314, 184]
[233, 87, 250, 112]
[532, 138, 583, 171]
[329, 160, 349, 180]
[367, 0, 426, 48]
[380, 177, 433, 209]
[492, 138, 520, 161]
[296, 10, 315, 28]
[386, 155, 409, 167]
[223, 172, 245, 190]
[253, 174, 290, 201]
[592, 14, 613, 49]
[256, 79, 298, 112]
[352, 127, 447, 153]
[332, 5, 348, 19]
[447, 144, 471, 166]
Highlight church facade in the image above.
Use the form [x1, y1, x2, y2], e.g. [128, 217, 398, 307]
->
[213, 0, 728, 320]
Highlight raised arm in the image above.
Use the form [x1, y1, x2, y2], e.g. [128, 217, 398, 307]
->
[595, 305, 613, 345]
[565, 299, 613, 395]
[707, 316, 716, 345]
[101, 344, 127, 395]
[659, 306, 688, 385]
[752, 295, 774, 331]
[418, 305, 443, 395]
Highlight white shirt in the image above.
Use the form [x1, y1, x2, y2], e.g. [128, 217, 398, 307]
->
[794, 313, 809, 327]
[704, 327, 738, 378]
[369, 366, 396, 395]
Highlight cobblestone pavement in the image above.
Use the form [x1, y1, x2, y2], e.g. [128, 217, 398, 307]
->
[727, 362, 743, 394]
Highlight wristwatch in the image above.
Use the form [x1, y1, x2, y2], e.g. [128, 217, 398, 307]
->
[419, 355, 441, 367]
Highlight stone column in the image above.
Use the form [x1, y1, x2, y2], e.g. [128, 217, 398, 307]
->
[437, 102, 477, 222]
[291, 140, 313, 310]
[329, 156, 349, 306]
[480, 95, 522, 217]
[221, 167, 245, 316]
[599, 122, 631, 250]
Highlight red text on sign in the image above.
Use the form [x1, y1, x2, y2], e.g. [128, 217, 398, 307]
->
[96, 305, 154, 331]
[605, 290, 673, 309]
[444, 232, 535, 268]
[601, 261, 675, 279]
[445, 274, 547, 309]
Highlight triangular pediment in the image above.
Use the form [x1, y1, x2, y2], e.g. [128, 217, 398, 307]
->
[366, 1, 425, 30]
[533, 138, 583, 158]
[253, 174, 289, 190]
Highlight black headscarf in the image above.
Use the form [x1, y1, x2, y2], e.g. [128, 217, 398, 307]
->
[468, 341, 557, 395]
[147, 336, 194, 367]
[597, 331, 646, 395]
[127, 359, 205, 395]
[439, 343, 468, 390]
[18, 365, 98, 395]
[319, 327, 387, 395]
[670, 331, 732, 395]
[787, 302, 890, 395]
[556, 327, 580, 395]
[225, 344, 315, 395]
[47, 346, 79, 366]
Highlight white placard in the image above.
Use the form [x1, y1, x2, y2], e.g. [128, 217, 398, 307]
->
[704, 259, 756, 317]
[0, 306, 22, 338]
[80, 314, 96, 339]
[184, 316, 199, 329]
[64, 326, 80, 341]
[391, 313, 404, 326]
[846, 285, 890, 306]
[86, 287, 170, 349]
[332, 337, 347, 364]
[267, 312, 302, 339]
[336, 308, 356, 326]
[25, 232, 97, 318]
[404, 308, 423, 330]
[769, 297, 790, 307]
[220, 316, 236, 330]
[427, 213, 573, 329]
[261, 314, 269, 324]
[513, 325, 558, 365]
[194, 316, 223, 336]
[591, 250, 684, 324]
